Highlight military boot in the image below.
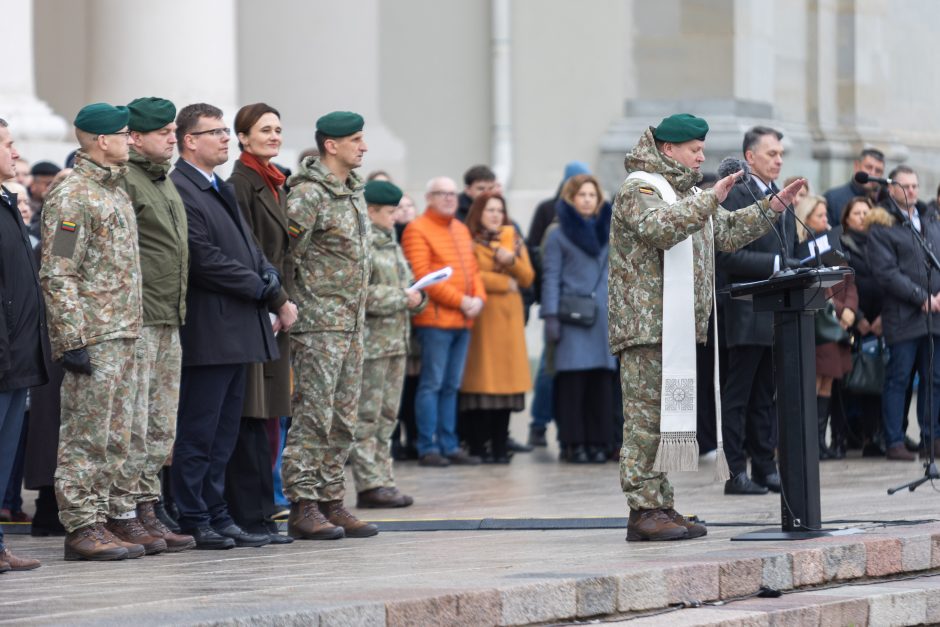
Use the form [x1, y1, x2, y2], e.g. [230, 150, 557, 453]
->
[137, 501, 196, 552]
[106, 516, 167, 555]
[319, 500, 379, 537]
[625, 509, 690, 542]
[64, 524, 129, 561]
[287, 499, 345, 540]
[662, 508, 707, 539]
[98, 523, 146, 558]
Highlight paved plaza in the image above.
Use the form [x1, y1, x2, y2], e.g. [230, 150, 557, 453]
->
[2, 418, 939, 625]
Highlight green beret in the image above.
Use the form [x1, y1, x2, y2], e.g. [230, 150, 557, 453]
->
[364, 180, 403, 206]
[74, 102, 130, 135]
[316, 111, 364, 138]
[653, 113, 709, 143]
[127, 97, 176, 132]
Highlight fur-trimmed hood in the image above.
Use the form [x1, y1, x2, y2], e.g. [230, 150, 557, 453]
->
[865, 205, 897, 228]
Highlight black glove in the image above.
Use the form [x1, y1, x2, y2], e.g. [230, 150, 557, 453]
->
[60, 348, 92, 375]
[259, 270, 281, 303]
[544, 315, 562, 343]
[783, 256, 805, 269]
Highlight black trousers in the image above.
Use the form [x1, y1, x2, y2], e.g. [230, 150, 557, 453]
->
[224, 417, 277, 534]
[171, 364, 246, 531]
[554, 369, 614, 448]
[721, 346, 777, 478]
[462, 409, 510, 458]
[392, 374, 419, 450]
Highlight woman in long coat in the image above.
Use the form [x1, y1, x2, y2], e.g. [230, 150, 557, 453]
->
[224, 103, 297, 543]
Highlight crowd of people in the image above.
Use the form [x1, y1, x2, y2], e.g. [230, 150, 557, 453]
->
[0, 100, 939, 574]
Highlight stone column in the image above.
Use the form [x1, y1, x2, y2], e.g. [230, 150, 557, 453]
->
[0, 0, 69, 161]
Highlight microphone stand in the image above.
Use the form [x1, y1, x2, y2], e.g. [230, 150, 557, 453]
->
[764, 186, 824, 269]
[887, 190, 940, 494]
[735, 174, 795, 273]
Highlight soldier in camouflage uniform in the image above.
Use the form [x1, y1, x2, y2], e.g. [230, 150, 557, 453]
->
[281, 111, 377, 539]
[608, 114, 805, 542]
[110, 97, 195, 553]
[40, 103, 145, 561]
[350, 181, 426, 509]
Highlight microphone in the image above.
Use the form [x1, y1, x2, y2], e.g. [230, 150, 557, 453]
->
[854, 171, 894, 186]
[763, 185, 823, 268]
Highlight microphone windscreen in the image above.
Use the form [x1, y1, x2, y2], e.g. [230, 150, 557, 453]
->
[717, 156, 742, 179]
[854, 171, 870, 185]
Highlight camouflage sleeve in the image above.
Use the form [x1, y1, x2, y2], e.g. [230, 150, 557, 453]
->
[366, 284, 409, 316]
[39, 191, 90, 357]
[616, 179, 717, 250]
[711, 200, 778, 252]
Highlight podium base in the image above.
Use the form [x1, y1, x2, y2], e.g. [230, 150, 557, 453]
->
[731, 527, 864, 541]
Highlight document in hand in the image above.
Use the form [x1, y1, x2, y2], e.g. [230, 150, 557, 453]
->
[410, 266, 453, 291]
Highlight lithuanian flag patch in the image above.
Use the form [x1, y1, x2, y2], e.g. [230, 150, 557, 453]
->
[288, 224, 302, 238]
[60, 220, 77, 232]
[638, 186, 656, 196]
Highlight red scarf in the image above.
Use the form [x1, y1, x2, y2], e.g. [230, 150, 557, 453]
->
[240, 151, 286, 201]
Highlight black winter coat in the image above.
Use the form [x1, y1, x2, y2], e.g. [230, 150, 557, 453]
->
[716, 177, 797, 347]
[840, 228, 882, 323]
[0, 189, 48, 392]
[170, 160, 279, 367]
[867, 203, 940, 345]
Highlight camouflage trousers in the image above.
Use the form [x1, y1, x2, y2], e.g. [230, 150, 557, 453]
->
[619, 345, 675, 511]
[281, 331, 364, 502]
[110, 325, 181, 513]
[55, 338, 138, 532]
[350, 355, 406, 492]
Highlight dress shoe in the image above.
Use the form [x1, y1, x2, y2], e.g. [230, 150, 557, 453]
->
[319, 500, 379, 537]
[724, 473, 769, 495]
[265, 532, 294, 545]
[137, 501, 196, 552]
[98, 524, 145, 558]
[568, 445, 589, 464]
[507, 437, 533, 453]
[106, 516, 167, 555]
[886, 443, 916, 461]
[0, 548, 41, 570]
[10, 511, 31, 523]
[626, 509, 689, 542]
[447, 450, 482, 465]
[0, 508, 10, 522]
[588, 446, 607, 464]
[419, 452, 450, 467]
[527, 426, 547, 447]
[754, 472, 781, 493]
[905, 436, 920, 453]
[357, 487, 412, 508]
[214, 523, 271, 548]
[662, 508, 707, 539]
[154, 500, 182, 534]
[287, 499, 344, 540]
[64, 524, 129, 561]
[185, 526, 236, 550]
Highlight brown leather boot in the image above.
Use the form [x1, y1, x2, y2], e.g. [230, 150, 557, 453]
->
[287, 499, 344, 540]
[106, 516, 167, 555]
[319, 500, 379, 537]
[626, 509, 690, 542]
[137, 501, 196, 552]
[356, 487, 412, 509]
[0, 548, 41, 570]
[0, 558, 10, 573]
[64, 524, 129, 561]
[98, 523, 146, 558]
[662, 508, 707, 539]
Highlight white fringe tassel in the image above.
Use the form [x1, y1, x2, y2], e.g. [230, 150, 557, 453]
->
[652, 431, 699, 473]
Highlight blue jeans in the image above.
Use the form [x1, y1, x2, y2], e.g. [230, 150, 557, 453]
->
[0, 389, 28, 550]
[414, 327, 470, 457]
[529, 349, 554, 429]
[272, 416, 290, 507]
[882, 336, 940, 448]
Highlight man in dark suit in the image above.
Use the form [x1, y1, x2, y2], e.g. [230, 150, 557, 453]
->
[717, 126, 796, 495]
[169, 103, 282, 549]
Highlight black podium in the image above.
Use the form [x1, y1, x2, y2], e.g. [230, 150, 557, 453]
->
[726, 267, 857, 541]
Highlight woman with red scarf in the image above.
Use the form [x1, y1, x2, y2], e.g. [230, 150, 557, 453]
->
[224, 103, 297, 544]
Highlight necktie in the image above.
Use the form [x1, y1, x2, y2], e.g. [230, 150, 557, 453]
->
[211, 176, 219, 191]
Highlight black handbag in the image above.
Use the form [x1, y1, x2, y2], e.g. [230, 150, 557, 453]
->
[815, 301, 849, 345]
[557, 261, 604, 328]
[843, 335, 885, 395]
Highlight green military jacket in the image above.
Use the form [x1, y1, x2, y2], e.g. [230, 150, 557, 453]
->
[287, 157, 370, 335]
[364, 225, 427, 360]
[40, 152, 142, 359]
[121, 149, 188, 327]
[607, 128, 778, 355]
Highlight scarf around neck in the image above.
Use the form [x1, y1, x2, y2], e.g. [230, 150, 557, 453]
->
[240, 151, 286, 201]
[555, 198, 612, 257]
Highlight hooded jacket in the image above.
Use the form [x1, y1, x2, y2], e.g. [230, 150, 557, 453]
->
[607, 128, 778, 354]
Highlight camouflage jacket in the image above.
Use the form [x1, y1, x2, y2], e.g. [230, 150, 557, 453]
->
[40, 152, 142, 359]
[287, 157, 370, 335]
[364, 225, 427, 360]
[607, 128, 777, 354]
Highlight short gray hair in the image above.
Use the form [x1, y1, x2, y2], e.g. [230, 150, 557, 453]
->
[0, 118, 8, 128]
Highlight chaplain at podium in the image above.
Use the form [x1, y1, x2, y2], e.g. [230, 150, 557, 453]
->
[608, 113, 805, 542]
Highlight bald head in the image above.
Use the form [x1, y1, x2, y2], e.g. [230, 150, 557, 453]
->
[425, 176, 459, 217]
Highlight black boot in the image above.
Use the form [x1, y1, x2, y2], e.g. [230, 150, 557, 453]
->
[817, 396, 834, 460]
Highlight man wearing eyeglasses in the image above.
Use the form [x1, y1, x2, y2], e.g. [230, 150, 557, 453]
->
[40, 103, 144, 561]
[168, 103, 281, 550]
[281, 111, 378, 540]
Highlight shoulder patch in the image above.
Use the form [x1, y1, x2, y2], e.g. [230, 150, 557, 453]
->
[288, 220, 304, 238]
[60, 220, 77, 232]
[52, 223, 79, 258]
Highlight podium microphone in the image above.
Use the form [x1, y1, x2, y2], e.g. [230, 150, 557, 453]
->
[854, 171, 895, 186]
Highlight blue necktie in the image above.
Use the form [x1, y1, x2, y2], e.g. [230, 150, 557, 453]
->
[211, 176, 219, 191]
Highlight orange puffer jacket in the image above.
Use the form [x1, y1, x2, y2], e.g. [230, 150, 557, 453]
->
[401, 209, 486, 329]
